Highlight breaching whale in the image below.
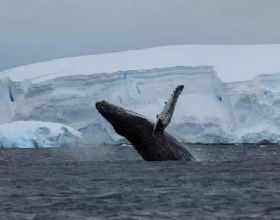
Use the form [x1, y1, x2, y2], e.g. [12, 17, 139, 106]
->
[96, 85, 195, 161]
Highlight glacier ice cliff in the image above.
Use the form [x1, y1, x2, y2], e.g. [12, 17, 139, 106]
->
[1, 65, 280, 145]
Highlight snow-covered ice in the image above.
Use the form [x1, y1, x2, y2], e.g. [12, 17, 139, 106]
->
[1, 44, 280, 146]
[0, 121, 82, 148]
[2, 44, 280, 83]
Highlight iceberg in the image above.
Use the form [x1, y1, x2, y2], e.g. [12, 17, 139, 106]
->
[1, 44, 280, 145]
[0, 121, 82, 148]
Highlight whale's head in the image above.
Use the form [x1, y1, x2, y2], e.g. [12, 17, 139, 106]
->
[96, 101, 131, 126]
[96, 101, 153, 143]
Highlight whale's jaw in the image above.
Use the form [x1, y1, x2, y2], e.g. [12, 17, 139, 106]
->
[96, 101, 153, 139]
[96, 101, 127, 124]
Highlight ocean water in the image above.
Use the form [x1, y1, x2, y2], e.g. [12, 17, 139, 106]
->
[1, 144, 280, 219]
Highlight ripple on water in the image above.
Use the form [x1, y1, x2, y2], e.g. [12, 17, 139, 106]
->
[0, 144, 280, 219]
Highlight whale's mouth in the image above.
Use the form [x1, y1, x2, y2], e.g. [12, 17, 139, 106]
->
[96, 101, 130, 124]
[96, 101, 123, 115]
[95, 101, 109, 113]
[96, 101, 145, 119]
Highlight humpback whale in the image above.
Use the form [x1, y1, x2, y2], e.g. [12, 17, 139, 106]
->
[96, 85, 195, 161]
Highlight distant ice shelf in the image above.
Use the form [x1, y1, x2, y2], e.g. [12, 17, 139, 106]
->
[2, 44, 280, 83]
[2, 44, 280, 146]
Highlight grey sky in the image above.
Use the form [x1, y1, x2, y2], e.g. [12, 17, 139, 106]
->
[1, 0, 280, 71]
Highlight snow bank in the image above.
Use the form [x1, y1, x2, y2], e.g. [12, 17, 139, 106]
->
[0, 121, 82, 148]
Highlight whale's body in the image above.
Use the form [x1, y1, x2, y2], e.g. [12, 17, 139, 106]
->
[96, 101, 194, 161]
[96, 85, 194, 161]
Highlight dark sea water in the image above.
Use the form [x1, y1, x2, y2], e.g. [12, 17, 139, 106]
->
[1, 144, 280, 219]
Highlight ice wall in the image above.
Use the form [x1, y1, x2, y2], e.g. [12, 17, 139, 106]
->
[226, 74, 280, 143]
[1, 65, 280, 144]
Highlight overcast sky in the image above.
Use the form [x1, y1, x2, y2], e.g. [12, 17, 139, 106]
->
[1, 0, 280, 71]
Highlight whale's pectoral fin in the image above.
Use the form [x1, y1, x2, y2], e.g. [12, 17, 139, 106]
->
[153, 85, 184, 136]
